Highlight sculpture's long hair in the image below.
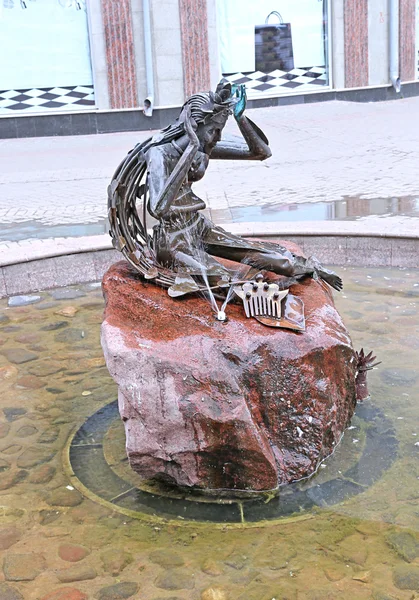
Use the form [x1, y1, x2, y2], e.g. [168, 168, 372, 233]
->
[107, 81, 236, 287]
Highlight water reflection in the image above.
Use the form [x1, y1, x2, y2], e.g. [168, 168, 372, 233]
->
[226, 195, 419, 223]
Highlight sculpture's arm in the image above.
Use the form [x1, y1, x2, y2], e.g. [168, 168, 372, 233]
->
[210, 115, 272, 160]
[147, 109, 199, 219]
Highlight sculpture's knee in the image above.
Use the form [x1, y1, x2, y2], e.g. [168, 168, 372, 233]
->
[272, 256, 294, 277]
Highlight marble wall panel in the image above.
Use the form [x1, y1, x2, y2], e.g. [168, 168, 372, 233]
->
[179, 0, 211, 97]
[344, 0, 369, 87]
[400, 0, 416, 82]
[102, 0, 138, 109]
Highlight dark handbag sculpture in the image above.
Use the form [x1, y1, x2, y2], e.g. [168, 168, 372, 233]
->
[255, 11, 294, 73]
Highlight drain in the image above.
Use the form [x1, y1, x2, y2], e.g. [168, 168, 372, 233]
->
[66, 401, 397, 524]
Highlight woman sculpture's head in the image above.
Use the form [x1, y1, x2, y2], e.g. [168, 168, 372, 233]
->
[150, 81, 237, 153]
[181, 81, 236, 153]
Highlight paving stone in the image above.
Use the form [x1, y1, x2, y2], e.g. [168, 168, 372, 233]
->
[38, 427, 60, 444]
[0, 527, 21, 550]
[17, 447, 55, 468]
[41, 321, 69, 331]
[0, 582, 24, 600]
[16, 425, 38, 438]
[40, 589, 88, 600]
[393, 564, 419, 590]
[55, 328, 86, 343]
[1, 444, 22, 455]
[50, 289, 86, 300]
[39, 510, 62, 525]
[3, 553, 46, 581]
[149, 549, 185, 568]
[47, 488, 83, 507]
[16, 375, 44, 389]
[201, 587, 229, 600]
[54, 306, 79, 318]
[56, 565, 97, 583]
[0, 469, 28, 491]
[386, 530, 419, 562]
[1, 349, 38, 364]
[59, 543, 90, 563]
[0, 366, 18, 382]
[15, 333, 41, 344]
[29, 464, 56, 484]
[3, 408, 26, 422]
[96, 582, 139, 599]
[100, 549, 133, 575]
[0, 423, 10, 439]
[155, 569, 195, 590]
[28, 362, 64, 377]
[8, 295, 41, 307]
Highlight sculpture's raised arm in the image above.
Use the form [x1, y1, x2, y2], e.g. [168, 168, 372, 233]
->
[210, 84, 271, 161]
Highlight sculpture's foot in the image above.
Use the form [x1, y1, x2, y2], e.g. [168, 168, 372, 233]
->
[317, 269, 343, 292]
[306, 256, 343, 291]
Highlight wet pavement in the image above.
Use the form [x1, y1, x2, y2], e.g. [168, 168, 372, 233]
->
[0, 266, 419, 599]
[1, 98, 419, 246]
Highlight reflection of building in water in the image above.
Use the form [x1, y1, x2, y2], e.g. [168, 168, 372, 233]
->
[334, 197, 419, 219]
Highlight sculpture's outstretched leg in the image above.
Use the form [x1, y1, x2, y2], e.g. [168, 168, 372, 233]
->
[205, 225, 343, 291]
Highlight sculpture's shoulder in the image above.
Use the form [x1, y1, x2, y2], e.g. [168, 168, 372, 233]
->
[144, 143, 179, 173]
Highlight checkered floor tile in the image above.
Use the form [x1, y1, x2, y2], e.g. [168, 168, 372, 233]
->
[223, 67, 327, 97]
[0, 85, 95, 113]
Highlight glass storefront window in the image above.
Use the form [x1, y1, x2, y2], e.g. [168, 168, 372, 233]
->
[217, 0, 329, 97]
[0, 0, 94, 113]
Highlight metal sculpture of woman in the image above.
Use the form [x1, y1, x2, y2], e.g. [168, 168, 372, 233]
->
[108, 82, 342, 297]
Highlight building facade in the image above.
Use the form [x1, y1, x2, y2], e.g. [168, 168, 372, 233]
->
[0, 0, 418, 137]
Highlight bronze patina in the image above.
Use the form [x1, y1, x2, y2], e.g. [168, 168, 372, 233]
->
[108, 82, 342, 316]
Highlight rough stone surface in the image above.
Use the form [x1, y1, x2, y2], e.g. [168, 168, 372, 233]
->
[40, 589, 88, 600]
[0, 469, 28, 491]
[47, 488, 83, 507]
[155, 569, 195, 590]
[0, 583, 24, 600]
[201, 587, 229, 600]
[101, 257, 357, 492]
[149, 550, 185, 568]
[28, 464, 56, 484]
[393, 564, 419, 590]
[386, 531, 419, 562]
[3, 553, 46, 581]
[100, 549, 133, 575]
[96, 582, 139, 599]
[58, 543, 90, 562]
[0, 527, 21, 550]
[56, 566, 97, 583]
[17, 447, 55, 468]
[1, 349, 38, 364]
[3, 408, 26, 422]
[8, 295, 41, 307]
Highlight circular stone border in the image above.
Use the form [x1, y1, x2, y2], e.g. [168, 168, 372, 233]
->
[64, 399, 398, 528]
[1, 227, 419, 299]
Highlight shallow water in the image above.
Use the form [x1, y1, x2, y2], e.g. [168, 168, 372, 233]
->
[0, 266, 419, 599]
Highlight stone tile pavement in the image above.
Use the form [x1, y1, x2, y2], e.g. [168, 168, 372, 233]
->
[0, 97, 419, 266]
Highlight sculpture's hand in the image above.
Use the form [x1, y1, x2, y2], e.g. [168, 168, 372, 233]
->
[233, 84, 247, 120]
[181, 105, 199, 149]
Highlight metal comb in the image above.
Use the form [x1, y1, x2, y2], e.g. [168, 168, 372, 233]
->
[234, 276, 289, 319]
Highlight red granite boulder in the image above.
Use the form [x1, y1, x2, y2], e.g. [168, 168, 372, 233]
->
[101, 252, 357, 494]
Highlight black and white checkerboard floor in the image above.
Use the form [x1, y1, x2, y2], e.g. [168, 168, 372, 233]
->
[0, 85, 95, 113]
[223, 66, 327, 96]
